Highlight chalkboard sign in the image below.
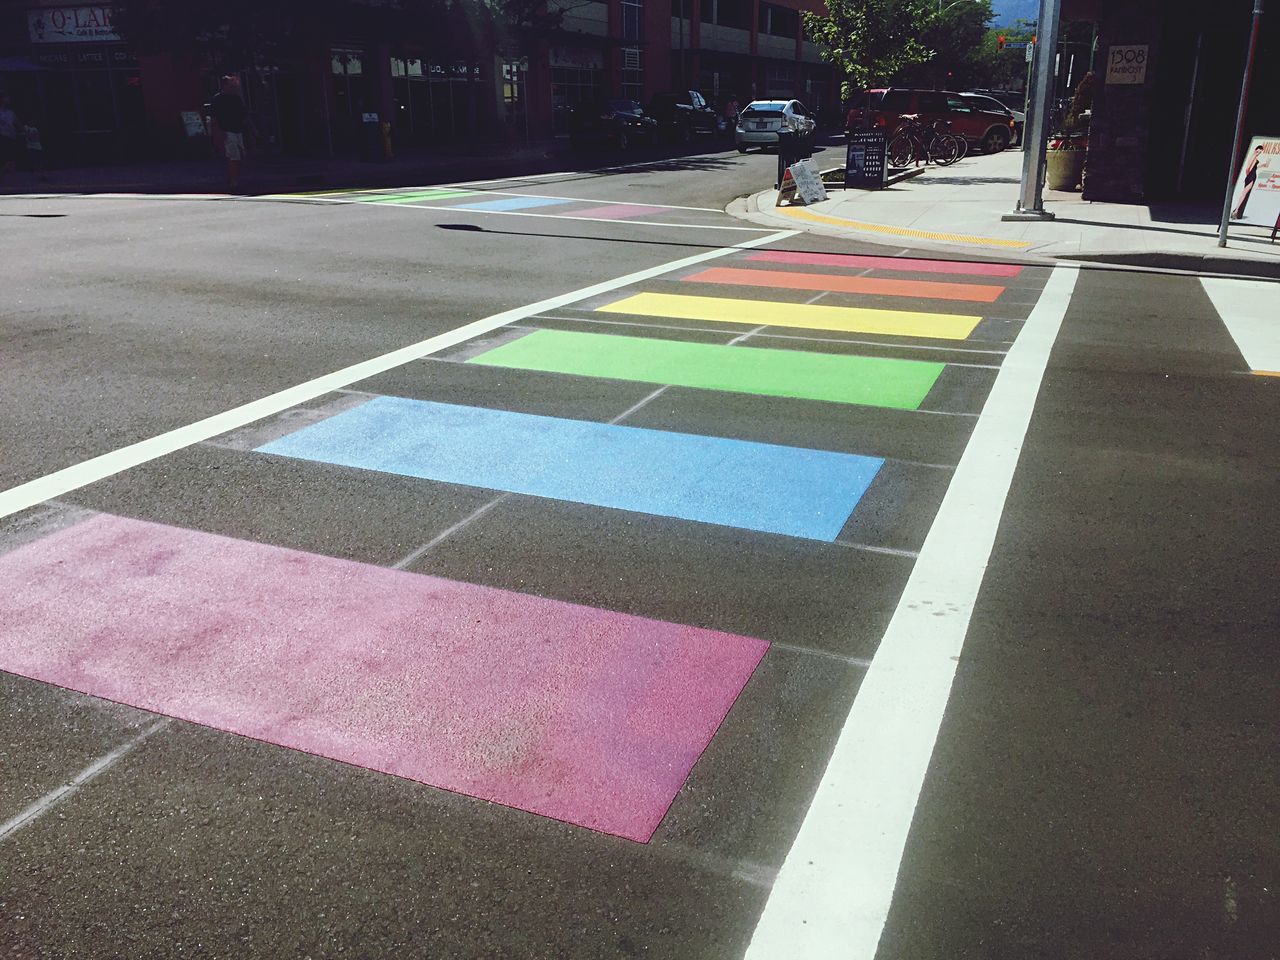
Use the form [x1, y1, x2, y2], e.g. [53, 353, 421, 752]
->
[845, 132, 887, 190]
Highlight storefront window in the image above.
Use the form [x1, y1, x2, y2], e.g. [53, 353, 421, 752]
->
[551, 65, 602, 136]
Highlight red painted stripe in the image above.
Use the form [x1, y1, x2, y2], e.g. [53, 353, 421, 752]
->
[0, 515, 767, 842]
[568, 203, 669, 220]
[747, 250, 1024, 278]
[685, 266, 1005, 303]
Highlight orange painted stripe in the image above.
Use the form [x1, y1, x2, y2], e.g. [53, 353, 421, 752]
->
[1252, 370, 1280, 377]
[684, 266, 1006, 303]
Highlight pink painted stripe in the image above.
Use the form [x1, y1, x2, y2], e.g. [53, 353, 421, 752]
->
[566, 203, 670, 220]
[747, 250, 1024, 278]
[0, 515, 767, 842]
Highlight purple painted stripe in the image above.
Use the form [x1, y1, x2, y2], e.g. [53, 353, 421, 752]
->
[0, 515, 767, 842]
[566, 203, 670, 220]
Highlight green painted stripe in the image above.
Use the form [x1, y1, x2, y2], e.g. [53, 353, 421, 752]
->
[469, 329, 945, 410]
[366, 189, 478, 203]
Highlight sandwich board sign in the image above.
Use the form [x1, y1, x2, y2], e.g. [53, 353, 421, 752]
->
[787, 159, 828, 205]
[846, 131, 887, 189]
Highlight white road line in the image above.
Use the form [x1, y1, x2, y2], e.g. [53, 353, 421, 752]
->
[272, 189, 729, 215]
[342, 200, 771, 232]
[0, 719, 170, 842]
[447, 152, 741, 191]
[0, 231, 797, 521]
[744, 265, 1079, 960]
[1202, 277, 1280, 372]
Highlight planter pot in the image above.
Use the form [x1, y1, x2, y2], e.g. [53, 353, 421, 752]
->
[1047, 149, 1085, 191]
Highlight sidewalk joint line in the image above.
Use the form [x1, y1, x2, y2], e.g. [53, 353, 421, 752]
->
[392, 495, 512, 569]
[0, 719, 171, 843]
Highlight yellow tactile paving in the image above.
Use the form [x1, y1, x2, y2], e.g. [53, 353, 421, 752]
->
[779, 207, 1034, 249]
[597, 292, 983, 340]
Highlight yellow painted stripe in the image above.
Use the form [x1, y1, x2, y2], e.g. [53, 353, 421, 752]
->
[779, 207, 1034, 250]
[1251, 370, 1280, 377]
[597, 292, 982, 340]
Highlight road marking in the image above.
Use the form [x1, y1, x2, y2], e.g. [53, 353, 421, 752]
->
[357, 201, 772, 232]
[0, 230, 797, 522]
[366, 189, 477, 203]
[454, 195, 574, 212]
[565, 203, 671, 220]
[256, 397, 886, 542]
[468, 329, 947, 410]
[274, 185, 727, 214]
[598, 292, 983, 340]
[0, 719, 170, 842]
[778, 206, 1035, 249]
[747, 250, 1025, 278]
[743, 265, 1079, 960]
[1201, 277, 1280, 373]
[532, 314, 1011, 355]
[685, 266, 1007, 303]
[0, 514, 768, 843]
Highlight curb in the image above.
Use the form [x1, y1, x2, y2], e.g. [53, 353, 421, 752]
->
[730, 188, 1280, 279]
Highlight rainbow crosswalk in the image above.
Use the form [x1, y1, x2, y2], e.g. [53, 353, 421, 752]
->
[274, 185, 731, 227]
[0, 241, 1032, 844]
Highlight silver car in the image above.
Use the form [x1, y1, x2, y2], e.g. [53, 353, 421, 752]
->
[736, 100, 817, 152]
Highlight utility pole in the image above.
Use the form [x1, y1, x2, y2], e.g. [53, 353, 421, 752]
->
[1218, 0, 1265, 246]
[1003, 0, 1063, 221]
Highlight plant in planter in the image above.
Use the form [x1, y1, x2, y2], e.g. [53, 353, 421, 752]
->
[1047, 72, 1094, 191]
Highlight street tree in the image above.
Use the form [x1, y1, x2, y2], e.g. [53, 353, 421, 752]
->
[802, 0, 936, 100]
[896, 0, 995, 89]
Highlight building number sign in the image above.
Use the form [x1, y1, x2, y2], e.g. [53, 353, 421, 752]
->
[1105, 45, 1149, 85]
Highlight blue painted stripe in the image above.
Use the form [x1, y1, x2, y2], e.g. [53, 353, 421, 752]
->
[452, 196, 574, 212]
[257, 398, 883, 541]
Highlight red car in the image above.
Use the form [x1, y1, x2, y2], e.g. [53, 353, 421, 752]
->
[846, 88, 1018, 154]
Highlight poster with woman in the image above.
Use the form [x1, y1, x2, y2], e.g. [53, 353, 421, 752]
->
[1229, 137, 1280, 228]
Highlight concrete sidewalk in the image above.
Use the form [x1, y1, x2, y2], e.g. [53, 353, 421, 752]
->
[733, 149, 1280, 277]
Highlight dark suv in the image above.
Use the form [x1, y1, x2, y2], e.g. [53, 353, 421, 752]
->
[846, 88, 1018, 153]
[646, 90, 718, 142]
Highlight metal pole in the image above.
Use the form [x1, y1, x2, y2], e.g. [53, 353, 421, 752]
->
[1004, 0, 1063, 220]
[1218, 0, 1264, 247]
[1177, 31, 1202, 196]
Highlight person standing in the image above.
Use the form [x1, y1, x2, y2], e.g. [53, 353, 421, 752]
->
[0, 94, 19, 184]
[722, 95, 740, 134]
[209, 76, 248, 192]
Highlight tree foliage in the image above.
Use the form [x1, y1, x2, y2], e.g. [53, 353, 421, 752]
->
[896, 0, 995, 89]
[802, 0, 935, 99]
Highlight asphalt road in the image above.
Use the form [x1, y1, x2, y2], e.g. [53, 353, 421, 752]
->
[1, 145, 1276, 960]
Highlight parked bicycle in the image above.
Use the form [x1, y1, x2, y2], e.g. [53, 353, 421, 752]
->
[887, 114, 965, 167]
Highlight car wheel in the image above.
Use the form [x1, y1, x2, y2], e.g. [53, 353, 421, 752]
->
[982, 126, 1010, 153]
[737, 145, 749, 154]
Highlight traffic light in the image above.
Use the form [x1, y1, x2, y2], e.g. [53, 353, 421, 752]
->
[998, 35, 1006, 50]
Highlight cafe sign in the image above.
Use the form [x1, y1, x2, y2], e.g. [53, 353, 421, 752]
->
[28, 6, 119, 43]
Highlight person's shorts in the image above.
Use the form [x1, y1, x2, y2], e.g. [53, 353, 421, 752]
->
[223, 132, 244, 161]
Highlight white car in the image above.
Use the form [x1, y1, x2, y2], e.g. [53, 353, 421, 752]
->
[736, 100, 817, 152]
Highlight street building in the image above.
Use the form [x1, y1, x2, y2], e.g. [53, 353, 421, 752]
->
[0, 0, 836, 166]
[1056, 0, 1278, 204]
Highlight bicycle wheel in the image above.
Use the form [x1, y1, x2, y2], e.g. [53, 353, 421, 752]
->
[929, 134, 962, 166]
[887, 134, 915, 167]
[953, 135, 969, 160]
